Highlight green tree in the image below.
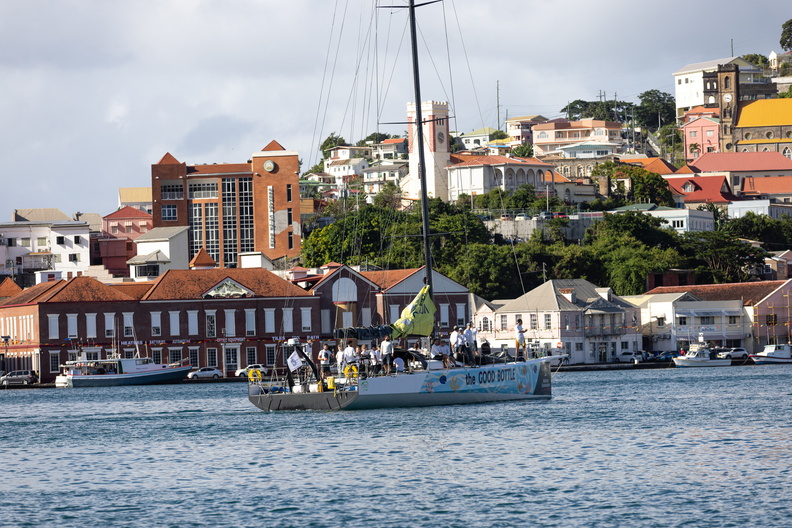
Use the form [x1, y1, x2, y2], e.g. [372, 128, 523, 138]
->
[742, 53, 769, 68]
[585, 210, 678, 249]
[781, 19, 792, 51]
[696, 203, 728, 231]
[511, 143, 534, 157]
[319, 132, 347, 159]
[491, 130, 509, 140]
[679, 231, 766, 283]
[590, 161, 675, 207]
[635, 89, 675, 130]
[373, 181, 403, 209]
[356, 132, 392, 146]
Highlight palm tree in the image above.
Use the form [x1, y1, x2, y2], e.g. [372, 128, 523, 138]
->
[689, 142, 700, 159]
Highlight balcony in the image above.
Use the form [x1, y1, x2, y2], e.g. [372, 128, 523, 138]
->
[584, 325, 627, 337]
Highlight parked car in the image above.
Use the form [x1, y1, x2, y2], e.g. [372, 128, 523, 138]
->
[187, 367, 223, 379]
[650, 351, 680, 362]
[717, 347, 748, 360]
[536, 211, 552, 220]
[500, 214, 513, 221]
[552, 212, 568, 219]
[235, 364, 268, 378]
[0, 370, 38, 386]
[613, 351, 640, 364]
[476, 214, 493, 221]
[514, 213, 529, 221]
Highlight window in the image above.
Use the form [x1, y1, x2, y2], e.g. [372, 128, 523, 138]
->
[783, 147, 791, 160]
[264, 308, 275, 333]
[286, 184, 293, 202]
[188, 182, 218, 199]
[287, 208, 293, 226]
[7, 238, 15, 247]
[49, 351, 60, 374]
[225, 347, 238, 372]
[189, 347, 199, 367]
[246, 346, 257, 366]
[104, 313, 115, 337]
[56, 236, 65, 245]
[188, 311, 198, 335]
[706, 130, 713, 137]
[678, 316, 687, 326]
[162, 205, 177, 221]
[288, 232, 294, 250]
[766, 314, 778, 326]
[479, 317, 491, 332]
[500, 315, 508, 331]
[207, 348, 218, 367]
[37, 237, 47, 247]
[265, 344, 277, 366]
[529, 314, 537, 330]
[152, 348, 162, 364]
[48, 314, 59, 339]
[111, 224, 119, 234]
[439, 304, 449, 327]
[161, 184, 184, 200]
[700, 316, 714, 325]
[656, 317, 665, 327]
[544, 314, 552, 330]
[170, 311, 180, 336]
[123, 313, 134, 337]
[151, 312, 161, 336]
[206, 312, 216, 338]
[689, 130, 697, 138]
[67, 314, 78, 338]
[245, 309, 256, 336]
[86, 313, 96, 338]
[282, 308, 293, 333]
[224, 309, 236, 337]
[74, 236, 82, 245]
[456, 304, 466, 327]
[728, 315, 739, 325]
[69, 254, 79, 263]
[301, 307, 312, 332]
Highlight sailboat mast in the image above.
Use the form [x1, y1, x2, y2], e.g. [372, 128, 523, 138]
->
[408, 0, 434, 301]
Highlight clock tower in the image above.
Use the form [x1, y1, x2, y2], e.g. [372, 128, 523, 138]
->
[404, 100, 450, 201]
[718, 64, 740, 152]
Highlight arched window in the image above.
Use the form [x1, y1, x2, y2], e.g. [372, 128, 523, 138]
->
[783, 147, 791, 160]
[724, 76, 731, 89]
[479, 317, 491, 332]
[538, 131, 547, 139]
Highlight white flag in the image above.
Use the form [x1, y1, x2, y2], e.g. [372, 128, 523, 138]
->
[287, 351, 302, 372]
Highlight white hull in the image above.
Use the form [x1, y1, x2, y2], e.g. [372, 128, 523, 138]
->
[249, 358, 553, 411]
[672, 357, 732, 368]
[55, 365, 193, 388]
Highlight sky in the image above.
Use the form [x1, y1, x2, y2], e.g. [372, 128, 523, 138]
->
[0, 0, 786, 220]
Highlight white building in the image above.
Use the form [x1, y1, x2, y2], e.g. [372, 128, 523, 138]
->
[126, 226, 189, 281]
[473, 279, 642, 365]
[505, 115, 548, 147]
[728, 199, 792, 219]
[623, 292, 750, 353]
[446, 155, 556, 202]
[673, 56, 762, 119]
[403, 100, 451, 201]
[360, 161, 408, 197]
[0, 221, 91, 282]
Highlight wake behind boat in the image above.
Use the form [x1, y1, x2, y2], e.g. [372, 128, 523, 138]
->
[55, 355, 192, 388]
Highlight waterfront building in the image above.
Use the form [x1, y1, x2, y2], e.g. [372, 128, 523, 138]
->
[645, 280, 792, 352]
[532, 119, 623, 158]
[473, 279, 642, 365]
[445, 155, 556, 202]
[151, 140, 301, 268]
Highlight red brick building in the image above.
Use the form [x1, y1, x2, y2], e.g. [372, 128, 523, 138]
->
[151, 140, 301, 268]
[93, 206, 154, 276]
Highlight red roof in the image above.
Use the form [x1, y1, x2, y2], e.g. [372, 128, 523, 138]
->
[0, 278, 22, 298]
[360, 268, 421, 290]
[261, 140, 286, 151]
[382, 138, 406, 144]
[189, 248, 217, 268]
[685, 152, 792, 173]
[741, 176, 792, 195]
[0, 277, 135, 306]
[450, 155, 553, 168]
[646, 280, 787, 305]
[665, 175, 740, 204]
[104, 206, 153, 220]
[623, 157, 678, 175]
[108, 282, 154, 300]
[141, 268, 311, 300]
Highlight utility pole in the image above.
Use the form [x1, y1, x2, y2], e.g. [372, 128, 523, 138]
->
[731, 38, 734, 57]
[496, 80, 500, 130]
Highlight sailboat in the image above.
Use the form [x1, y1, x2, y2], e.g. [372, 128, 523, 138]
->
[248, 0, 558, 411]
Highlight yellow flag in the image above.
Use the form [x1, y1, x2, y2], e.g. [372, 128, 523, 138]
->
[391, 285, 436, 338]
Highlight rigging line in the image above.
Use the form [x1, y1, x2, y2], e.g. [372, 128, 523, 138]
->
[308, 0, 343, 172]
[441, 0, 459, 142]
[448, 0, 484, 130]
[496, 185, 527, 296]
[416, 23, 452, 104]
[314, 0, 352, 170]
[376, 12, 410, 123]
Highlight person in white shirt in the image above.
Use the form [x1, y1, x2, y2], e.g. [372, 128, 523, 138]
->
[430, 338, 455, 369]
[515, 319, 525, 360]
[449, 327, 460, 356]
[343, 342, 358, 367]
[393, 356, 405, 373]
[335, 347, 344, 374]
[380, 335, 394, 375]
[317, 344, 332, 379]
[370, 345, 382, 375]
[464, 323, 478, 365]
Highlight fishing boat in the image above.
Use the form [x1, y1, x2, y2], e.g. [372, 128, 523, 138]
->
[672, 342, 731, 368]
[749, 344, 792, 365]
[55, 354, 192, 388]
[248, 0, 558, 411]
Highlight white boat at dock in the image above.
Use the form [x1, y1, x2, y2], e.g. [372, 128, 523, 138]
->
[749, 344, 792, 365]
[672, 343, 732, 368]
[55, 355, 192, 388]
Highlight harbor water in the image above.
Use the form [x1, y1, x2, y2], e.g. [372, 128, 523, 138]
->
[2, 365, 791, 527]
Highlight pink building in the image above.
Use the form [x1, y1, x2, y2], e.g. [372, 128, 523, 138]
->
[682, 106, 720, 163]
[532, 118, 623, 157]
[94, 206, 153, 277]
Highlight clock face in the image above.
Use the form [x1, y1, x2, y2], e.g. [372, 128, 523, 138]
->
[437, 132, 445, 143]
[263, 160, 275, 172]
[723, 93, 732, 103]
